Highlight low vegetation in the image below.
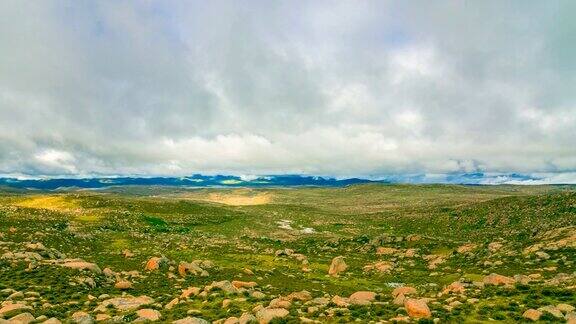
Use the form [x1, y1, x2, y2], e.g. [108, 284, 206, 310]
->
[0, 184, 574, 323]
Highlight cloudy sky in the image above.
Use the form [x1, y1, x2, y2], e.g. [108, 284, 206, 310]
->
[1, 1, 575, 181]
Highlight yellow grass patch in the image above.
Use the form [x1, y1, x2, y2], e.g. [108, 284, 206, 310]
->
[111, 238, 130, 249]
[14, 195, 79, 211]
[14, 195, 101, 221]
[74, 213, 102, 222]
[201, 191, 273, 206]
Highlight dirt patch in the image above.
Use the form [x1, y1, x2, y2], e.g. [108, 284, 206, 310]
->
[203, 192, 273, 206]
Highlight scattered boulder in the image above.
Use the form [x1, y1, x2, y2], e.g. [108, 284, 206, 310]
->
[8, 291, 24, 300]
[144, 257, 168, 271]
[488, 242, 503, 252]
[181, 287, 201, 298]
[406, 234, 422, 241]
[95, 295, 154, 312]
[135, 309, 162, 322]
[363, 261, 394, 273]
[238, 313, 256, 324]
[25, 242, 46, 251]
[348, 291, 376, 305]
[172, 317, 209, 324]
[442, 281, 465, 295]
[61, 261, 101, 274]
[456, 243, 477, 254]
[95, 314, 111, 322]
[275, 248, 294, 256]
[269, 298, 291, 309]
[522, 309, 542, 321]
[424, 255, 445, 269]
[404, 298, 432, 318]
[71, 311, 93, 324]
[538, 305, 564, 319]
[8, 312, 35, 324]
[255, 308, 289, 324]
[566, 312, 576, 324]
[0, 303, 33, 317]
[404, 249, 417, 258]
[114, 279, 132, 290]
[178, 261, 208, 277]
[165, 298, 179, 310]
[535, 251, 550, 260]
[557, 303, 575, 314]
[331, 295, 350, 307]
[393, 293, 407, 306]
[231, 281, 257, 289]
[392, 286, 417, 298]
[389, 315, 410, 322]
[287, 290, 312, 302]
[483, 273, 515, 286]
[328, 256, 347, 276]
[209, 280, 238, 294]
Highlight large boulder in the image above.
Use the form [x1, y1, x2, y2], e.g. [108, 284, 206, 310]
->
[328, 256, 347, 276]
[348, 291, 376, 305]
[269, 298, 291, 309]
[144, 257, 168, 271]
[71, 311, 93, 324]
[286, 290, 312, 302]
[95, 296, 154, 312]
[255, 308, 289, 324]
[135, 309, 162, 322]
[522, 309, 542, 321]
[0, 303, 33, 317]
[404, 298, 432, 318]
[442, 281, 465, 295]
[61, 261, 101, 274]
[178, 261, 208, 277]
[331, 295, 350, 307]
[231, 280, 258, 289]
[538, 305, 564, 319]
[8, 312, 35, 324]
[114, 279, 133, 290]
[558, 304, 576, 313]
[363, 261, 394, 273]
[180, 287, 201, 298]
[209, 280, 238, 294]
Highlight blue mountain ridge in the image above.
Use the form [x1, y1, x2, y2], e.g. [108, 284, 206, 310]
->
[0, 173, 544, 190]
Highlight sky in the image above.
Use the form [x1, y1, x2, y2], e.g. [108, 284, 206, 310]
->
[0, 1, 575, 183]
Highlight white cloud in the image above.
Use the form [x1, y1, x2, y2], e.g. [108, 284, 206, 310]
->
[34, 149, 77, 174]
[0, 1, 574, 178]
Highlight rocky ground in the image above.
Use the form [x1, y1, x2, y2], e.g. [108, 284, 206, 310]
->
[0, 184, 574, 323]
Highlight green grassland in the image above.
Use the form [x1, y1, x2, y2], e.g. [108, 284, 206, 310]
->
[0, 184, 574, 323]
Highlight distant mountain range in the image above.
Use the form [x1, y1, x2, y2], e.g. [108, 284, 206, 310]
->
[0, 175, 379, 190]
[0, 173, 561, 190]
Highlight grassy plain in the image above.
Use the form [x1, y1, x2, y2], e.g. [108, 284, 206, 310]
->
[0, 184, 574, 323]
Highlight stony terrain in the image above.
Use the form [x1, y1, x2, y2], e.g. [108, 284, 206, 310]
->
[0, 184, 574, 323]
